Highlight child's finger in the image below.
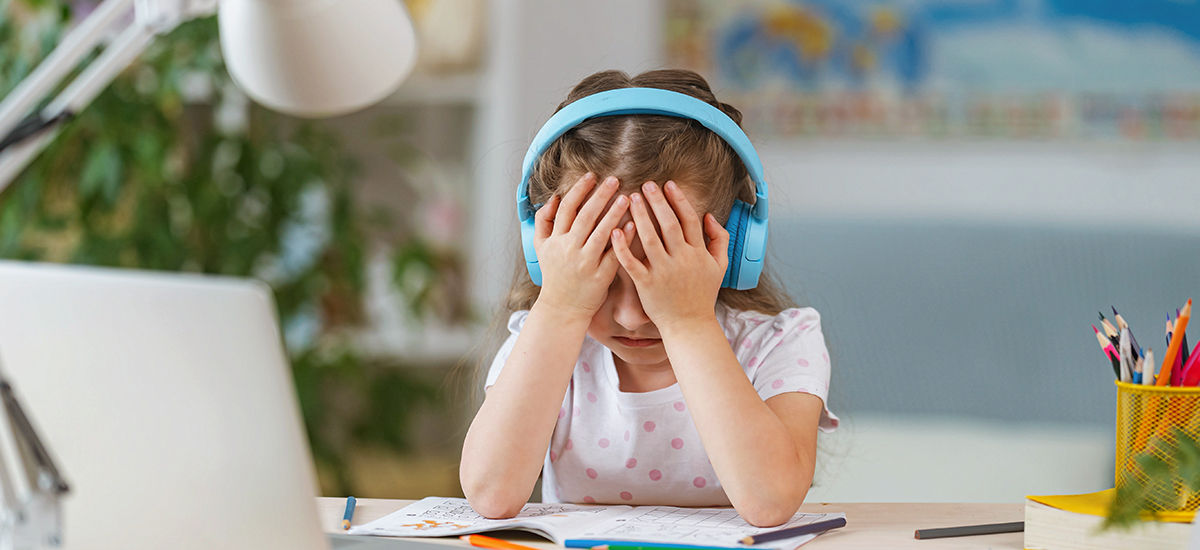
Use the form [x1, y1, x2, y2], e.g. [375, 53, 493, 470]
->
[704, 213, 730, 271]
[664, 181, 703, 246]
[583, 194, 629, 257]
[610, 226, 648, 279]
[641, 181, 686, 254]
[553, 172, 597, 235]
[629, 192, 668, 263]
[572, 176, 620, 244]
[534, 194, 559, 242]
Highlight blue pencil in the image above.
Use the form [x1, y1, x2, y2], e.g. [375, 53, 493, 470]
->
[342, 496, 357, 530]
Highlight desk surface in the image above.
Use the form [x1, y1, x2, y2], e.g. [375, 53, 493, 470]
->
[318, 498, 1024, 549]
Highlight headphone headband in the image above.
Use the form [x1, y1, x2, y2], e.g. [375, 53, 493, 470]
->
[517, 88, 768, 223]
[516, 87, 769, 290]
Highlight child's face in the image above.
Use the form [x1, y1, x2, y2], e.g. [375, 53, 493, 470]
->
[583, 182, 707, 370]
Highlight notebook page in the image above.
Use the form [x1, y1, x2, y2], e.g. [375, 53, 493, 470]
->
[348, 497, 630, 542]
[566, 506, 846, 549]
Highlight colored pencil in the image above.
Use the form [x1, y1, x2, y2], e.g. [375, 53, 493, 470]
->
[739, 517, 847, 545]
[1181, 341, 1200, 386]
[1157, 300, 1191, 386]
[590, 545, 737, 550]
[461, 534, 541, 550]
[1112, 307, 1141, 360]
[914, 521, 1024, 539]
[1100, 312, 1120, 341]
[1094, 325, 1121, 379]
[341, 496, 356, 530]
[1142, 349, 1156, 385]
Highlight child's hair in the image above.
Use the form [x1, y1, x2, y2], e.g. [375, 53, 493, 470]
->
[503, 68, 796, 317]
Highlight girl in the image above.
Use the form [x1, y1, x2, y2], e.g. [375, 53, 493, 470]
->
[460, 69, 837, 527]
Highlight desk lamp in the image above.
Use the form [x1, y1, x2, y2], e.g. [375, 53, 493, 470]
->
[0, 0, 417, 546]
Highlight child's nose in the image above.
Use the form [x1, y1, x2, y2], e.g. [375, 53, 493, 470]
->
[612, 281, 650, 331]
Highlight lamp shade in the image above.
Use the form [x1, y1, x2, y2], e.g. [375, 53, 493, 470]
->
[218, 0, 418, 118]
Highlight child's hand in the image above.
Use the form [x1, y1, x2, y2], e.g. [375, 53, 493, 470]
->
[533, 172, 632, 319]
[610, 180, 729, 331]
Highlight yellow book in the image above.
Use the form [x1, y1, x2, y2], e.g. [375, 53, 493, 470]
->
[1024, 489, 1194, 550]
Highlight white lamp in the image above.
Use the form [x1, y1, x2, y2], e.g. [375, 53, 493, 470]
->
[219, 0, 418, 118]
[0, 0, 418, 193]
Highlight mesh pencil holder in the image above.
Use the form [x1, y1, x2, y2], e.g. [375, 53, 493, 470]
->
[1113, 381, 1200, 513]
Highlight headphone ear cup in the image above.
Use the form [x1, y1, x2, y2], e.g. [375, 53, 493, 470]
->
[722, 199, 751, 289]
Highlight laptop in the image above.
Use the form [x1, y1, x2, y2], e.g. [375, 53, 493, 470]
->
[0, 261, 446, 549]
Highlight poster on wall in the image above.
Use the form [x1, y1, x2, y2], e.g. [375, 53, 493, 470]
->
[665, 0, 1200, 140]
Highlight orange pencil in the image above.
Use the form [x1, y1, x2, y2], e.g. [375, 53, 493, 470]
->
[1157, 299, 1191, 386]
[460, 534, 540, 550]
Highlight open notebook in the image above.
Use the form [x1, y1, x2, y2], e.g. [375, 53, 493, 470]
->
[348, 497, 844, 549]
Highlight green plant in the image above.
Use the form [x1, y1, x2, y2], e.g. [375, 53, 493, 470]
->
[0, 0, 445, 495]
[1104, 428, 1200, 530]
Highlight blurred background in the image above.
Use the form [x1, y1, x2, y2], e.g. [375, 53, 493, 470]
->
[2, 0, 1199, 504]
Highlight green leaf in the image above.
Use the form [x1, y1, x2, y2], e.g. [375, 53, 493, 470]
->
[79, 141, 122, 205]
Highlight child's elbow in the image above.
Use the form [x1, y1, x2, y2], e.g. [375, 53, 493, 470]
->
[735, 484, 810, 527]
[463, 489, 525, 519]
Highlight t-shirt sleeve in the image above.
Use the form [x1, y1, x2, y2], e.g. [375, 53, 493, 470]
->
[733, 307, 839, 432]
[484, 310, 530, 389]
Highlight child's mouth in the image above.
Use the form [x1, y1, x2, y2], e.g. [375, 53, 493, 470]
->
[614, 336, 661, 348]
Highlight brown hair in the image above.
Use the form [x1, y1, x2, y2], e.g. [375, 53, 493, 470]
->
[505, 68, 795, 316]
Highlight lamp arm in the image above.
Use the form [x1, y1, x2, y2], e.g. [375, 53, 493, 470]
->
[0, 0, 218, 196]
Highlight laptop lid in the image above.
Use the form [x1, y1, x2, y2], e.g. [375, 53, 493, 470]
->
[0, 261, 327, 550]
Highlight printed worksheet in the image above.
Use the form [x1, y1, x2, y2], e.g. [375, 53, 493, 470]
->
[349, 497, 844, 549]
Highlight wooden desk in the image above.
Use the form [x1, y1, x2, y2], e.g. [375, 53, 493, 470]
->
[318, 498, 1024, 549]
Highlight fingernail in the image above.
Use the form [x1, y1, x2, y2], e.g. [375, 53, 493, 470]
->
[605, 176, 619, 187]
[615, 195, 628, 206]
[642, 181, 656, 194]
[666, 180, 678, 192]
[631, 193, 642, 204]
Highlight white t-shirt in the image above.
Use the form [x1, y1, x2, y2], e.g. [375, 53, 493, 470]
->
[484, 305, 838, 506]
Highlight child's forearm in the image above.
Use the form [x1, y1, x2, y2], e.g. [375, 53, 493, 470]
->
[460, 301, 591, 518]
[660, 316, 814, 526]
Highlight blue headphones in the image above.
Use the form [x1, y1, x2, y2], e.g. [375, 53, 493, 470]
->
[517, 88, 769, 290]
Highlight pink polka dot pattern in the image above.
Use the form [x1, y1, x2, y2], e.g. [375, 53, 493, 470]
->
[673, 401, 686, 412]
[624, 430, 630, 442]
[598, 438, 610, 448]
[558, 408, 566, 419]
[740, 339, 752, 350]
[789, 310, 800, 318]
[583, 496, 595, 503]
[799, 323, 811, 331]
[586, 468, 598, 479]
[582, 361, 591, 373]
[643, 421, 656, 432]
[670, 438, 684, 450]
[565, 439, 574, 450]
[693, 476, 707, 488]
[772, 379, 784, 389]
[586, 392, 597, 403]
[550, 450, 558, 462]
[797, 358, 810, 367]
[648, 469, 662, 481]
[823, 351, 829, 363]
[748, 357, 759, 368]
[626, 458, 637, 469]
[620, 491, 632, 501]
[574, 406, 581, 417]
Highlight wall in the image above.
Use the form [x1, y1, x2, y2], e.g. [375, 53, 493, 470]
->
[464, 0, 1200, 502]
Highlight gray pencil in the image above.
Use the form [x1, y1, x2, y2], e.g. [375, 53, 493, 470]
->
[914, 521, 1024, 539]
